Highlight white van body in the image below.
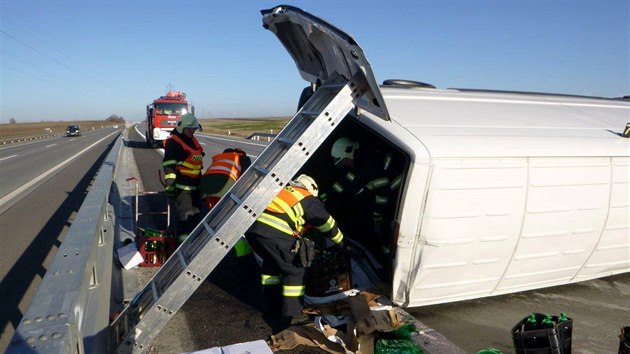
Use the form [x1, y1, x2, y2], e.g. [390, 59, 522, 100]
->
[263, 5, 630, 307]
[361, 88, 630, 307]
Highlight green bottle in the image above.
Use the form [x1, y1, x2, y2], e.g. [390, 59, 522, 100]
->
[558, 312, 568, 322]
[524, 313, 538, 331]
[541, 314, 554, 329]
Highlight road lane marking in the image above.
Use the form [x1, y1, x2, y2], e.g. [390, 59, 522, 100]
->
[0, 131, 119, 210]
[199, 142, 207, 145]
[0, 154, 17, 161]
[46, 144, 57, 148]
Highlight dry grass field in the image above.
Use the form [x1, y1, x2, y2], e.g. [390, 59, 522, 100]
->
[0, 117, 291, 141]
[0, 121, 118, 139]
[198, 117, 290, 138]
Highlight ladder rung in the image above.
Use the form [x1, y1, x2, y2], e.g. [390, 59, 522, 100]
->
[202, 222, 216, 236]
[177, 252, 188, 268]
[228, 193, 243, 205]
[254, 165, 269, 175]
[277, 137, 295, 145]
[299, 110, 321, 116]
[151, 282, 159, 302]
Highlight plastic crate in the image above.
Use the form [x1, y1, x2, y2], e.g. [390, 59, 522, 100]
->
[137, 233, 176, 267]
[305, 246, 352, 296]
[512, 313, 572, 354]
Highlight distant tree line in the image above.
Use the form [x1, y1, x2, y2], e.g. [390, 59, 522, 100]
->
[106, 115, 125, 124]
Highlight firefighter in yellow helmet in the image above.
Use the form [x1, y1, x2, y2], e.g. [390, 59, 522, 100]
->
[245, 174, 344, 325]
[162, 113, 204, 244]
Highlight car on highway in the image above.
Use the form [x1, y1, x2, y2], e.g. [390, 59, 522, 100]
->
[66, 125, 81, 137]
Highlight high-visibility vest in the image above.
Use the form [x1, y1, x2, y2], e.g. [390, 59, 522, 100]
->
[204, 151, 245, 181]
[258, 186, 311, 236]
[165, 135, 203, 179]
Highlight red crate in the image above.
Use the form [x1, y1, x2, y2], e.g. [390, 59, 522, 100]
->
[137, 236, 176, 267]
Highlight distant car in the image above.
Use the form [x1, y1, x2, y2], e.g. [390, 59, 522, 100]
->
[66, 125, 81, 136]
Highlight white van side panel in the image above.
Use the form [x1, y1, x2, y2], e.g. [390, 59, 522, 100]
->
[577, 157, 630, 279]
[495, 157, 611, 293]
[405, 156, 628, 307]
[406, 158, 528, 305]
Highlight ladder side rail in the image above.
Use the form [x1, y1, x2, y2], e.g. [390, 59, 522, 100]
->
[113, 76, 365, 353]
[118, 94, 358, 352]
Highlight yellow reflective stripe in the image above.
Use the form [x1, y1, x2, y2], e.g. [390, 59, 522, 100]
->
[277, 198, 297, 221]
[391, 174, 402, 191]
[175, 183, 197, 191]
[329, 230, 343, 244]
[345, 172, 356, 182]
[164, 173, 176, 180]
[179, 169, 201, 176]
[261, 274, 282, 285]
[283, 285, 305, 297]
[315, 216, 335, 233]
[332, 182, 344, 193]
[375, 195, 389, 205]
[163, 159, 177, 167]
[366, 177, 389, 190]
[258, 213, 294, 235]
[179, 161, 202, 170]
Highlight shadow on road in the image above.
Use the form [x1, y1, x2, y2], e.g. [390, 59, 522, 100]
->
[0, 139, 116, 346]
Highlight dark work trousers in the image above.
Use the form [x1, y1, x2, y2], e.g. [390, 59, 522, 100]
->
[170, 190, 201, 243]
[245, 230, 306, 317]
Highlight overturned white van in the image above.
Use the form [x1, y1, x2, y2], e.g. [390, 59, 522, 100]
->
[265, 5, 630, 307]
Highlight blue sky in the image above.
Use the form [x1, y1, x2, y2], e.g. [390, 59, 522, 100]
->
[1, 0, 628, 123]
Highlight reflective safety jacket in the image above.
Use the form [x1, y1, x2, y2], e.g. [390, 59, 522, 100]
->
[204, 151, 246, 181]
[163, 132, 204, 191]
[251, 185, 343, 244]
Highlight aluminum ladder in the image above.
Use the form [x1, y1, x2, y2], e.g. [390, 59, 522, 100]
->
[111, 74, 366, 353]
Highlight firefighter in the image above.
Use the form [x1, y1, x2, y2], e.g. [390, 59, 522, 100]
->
[200, 147, 252, 256]
[320, 137, 391, 258]
[162, 113, 204, 244]
[245, 174, 344, 325]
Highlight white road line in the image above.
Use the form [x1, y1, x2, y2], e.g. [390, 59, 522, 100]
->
[199, 142, 207, 145]
[0, 131, 119, 209]
[46, 144, 57, 148]
[0, 154, 18, 162]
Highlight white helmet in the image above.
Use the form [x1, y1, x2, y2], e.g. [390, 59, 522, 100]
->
[294, 174, 318, 197]
[176, 113, 200, 133]
[331, 137, 359, 161]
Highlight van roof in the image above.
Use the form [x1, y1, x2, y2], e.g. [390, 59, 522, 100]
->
[381, 86, 630, 158]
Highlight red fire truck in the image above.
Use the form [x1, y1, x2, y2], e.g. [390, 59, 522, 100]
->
[145, 91, 194, 148]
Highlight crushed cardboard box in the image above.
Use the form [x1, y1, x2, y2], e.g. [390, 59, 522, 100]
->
[268, 288, 415, 354]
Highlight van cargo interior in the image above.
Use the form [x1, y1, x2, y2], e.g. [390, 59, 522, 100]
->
[297, 113, 409, 293]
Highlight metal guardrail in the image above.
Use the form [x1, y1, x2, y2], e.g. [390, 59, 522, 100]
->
[6, 135, 123, 354]
[0, 134, 63, 145]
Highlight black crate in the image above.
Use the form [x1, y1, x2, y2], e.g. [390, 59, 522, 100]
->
[305, 246, 352, 297]
[512, 313, 572, 354]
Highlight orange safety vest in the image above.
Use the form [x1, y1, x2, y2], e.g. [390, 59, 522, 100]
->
[266, 186, 311, 214]
[204, 151, 245, 181]
[166, 135, 203, 179]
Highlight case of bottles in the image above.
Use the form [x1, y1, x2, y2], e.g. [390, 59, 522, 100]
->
[511, 312, 572, 354]
[305, 245, 352, 297]
[137, 228, 176, 267]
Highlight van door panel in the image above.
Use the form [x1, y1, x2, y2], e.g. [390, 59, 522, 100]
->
[406, 158, 527, 306]
[495, 157, 611, 293]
